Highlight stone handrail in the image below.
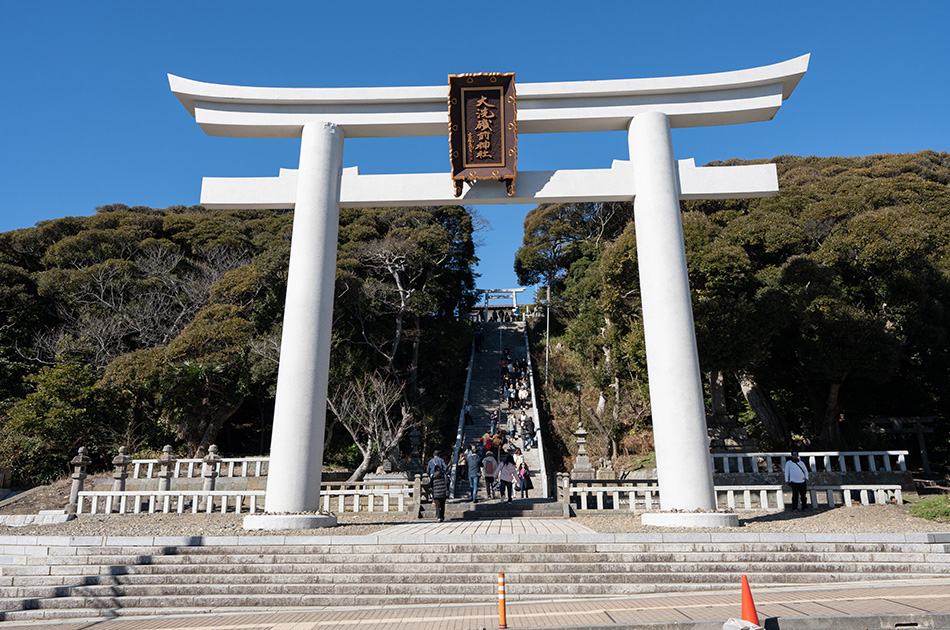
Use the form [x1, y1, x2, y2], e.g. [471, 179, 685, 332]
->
[710, 450, 908, 474]
[449, 339, 476, 497]
[77, 490, 266, 515]
[523, 324, 549, 498]
[130, 457, 269, 479]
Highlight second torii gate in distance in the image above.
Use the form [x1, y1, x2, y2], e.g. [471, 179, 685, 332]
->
[170, 54, 809, 529]
[480, 288, 526, 321]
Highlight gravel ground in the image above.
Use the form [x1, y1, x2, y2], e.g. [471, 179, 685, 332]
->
[2, 476, 946, 537]
[2, 501, 947, 538]
[2, 504, 947, 538]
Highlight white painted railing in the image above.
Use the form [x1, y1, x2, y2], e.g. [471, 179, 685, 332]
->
[130, 457, 269, 479]
[77, 490, 266, 515]
[716, 486, 784, 511]
[79, 479, 419, 515]
[564, 478, 903, 513]
[320, 485, 409, 513]
[710, 451, 908, 474]
[124, 450, 908, 480]
[809, 484, 902, 508]
[569, 483, 661, 512]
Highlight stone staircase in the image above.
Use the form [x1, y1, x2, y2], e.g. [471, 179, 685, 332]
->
[1, 533, 948, 621]
[453, 321, 544, 501]
[444, 497, 568, 519]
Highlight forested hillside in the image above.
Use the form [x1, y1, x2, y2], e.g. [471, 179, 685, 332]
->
[4, 151, 947, 486]
[520, 151, 950, 469]
[0, 204, 477, 484]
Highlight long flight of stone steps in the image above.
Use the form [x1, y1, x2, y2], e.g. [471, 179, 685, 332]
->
[454, 321, 545, 502]
[2, 534, 948, 621]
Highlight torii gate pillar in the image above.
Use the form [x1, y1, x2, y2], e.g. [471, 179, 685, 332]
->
[630, 112, 718, 520]
[248, 121, 342, 529]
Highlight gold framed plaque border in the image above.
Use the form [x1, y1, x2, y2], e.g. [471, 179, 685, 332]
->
[448, 72, 517, 197]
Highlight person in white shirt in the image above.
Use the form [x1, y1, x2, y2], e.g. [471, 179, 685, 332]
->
[784, 451, 809, 511]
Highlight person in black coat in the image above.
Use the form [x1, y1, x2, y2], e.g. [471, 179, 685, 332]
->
[428, 451, 448, 522]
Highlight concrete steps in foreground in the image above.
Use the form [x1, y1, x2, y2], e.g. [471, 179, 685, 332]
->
[1, 535, 947, 621]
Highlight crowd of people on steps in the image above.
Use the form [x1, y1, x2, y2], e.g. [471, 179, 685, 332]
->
[425, 348, 537, 520]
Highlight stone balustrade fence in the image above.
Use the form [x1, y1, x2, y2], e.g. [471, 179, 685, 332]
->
[69, 445, 424, 515]
[119, 449, 909, 481]
[557, 474, 902, 513]
[130, 456, 269, 479]
[65, 444, 909, 516]
[320, 479, 415, 513]
[77, 490, 266, 515]
[77, 481, 423, 515]
[710, 450, 908, 475]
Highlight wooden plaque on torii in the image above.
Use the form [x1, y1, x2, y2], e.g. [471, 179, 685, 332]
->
[448, 73, 517, 197]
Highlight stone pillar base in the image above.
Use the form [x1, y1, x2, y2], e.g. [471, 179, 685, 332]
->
[243, 513, 338, 530]
[641, 512, 739, 528]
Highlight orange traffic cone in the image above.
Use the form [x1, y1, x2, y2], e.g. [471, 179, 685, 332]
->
[741, 574, 760, 626]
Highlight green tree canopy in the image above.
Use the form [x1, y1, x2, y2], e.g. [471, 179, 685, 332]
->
[521, 151, 950, 452]
[0, 202, 478, 481]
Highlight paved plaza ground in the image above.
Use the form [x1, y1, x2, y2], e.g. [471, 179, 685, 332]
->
[1, 580, 948, 630]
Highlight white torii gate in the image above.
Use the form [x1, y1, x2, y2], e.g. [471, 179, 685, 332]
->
[170, 55, 808, 529]
[480, 288, 525, 321]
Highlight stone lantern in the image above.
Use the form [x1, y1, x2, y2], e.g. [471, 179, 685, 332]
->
[157, 445, 177, 492]
[572, 422, 594, 480]
[66, 447, 91, 515]
[111, 446, 132, 493]
[200, 444, 222, 511]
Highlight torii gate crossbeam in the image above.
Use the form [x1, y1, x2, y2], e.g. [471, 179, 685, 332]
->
[170, 56, 808, 529]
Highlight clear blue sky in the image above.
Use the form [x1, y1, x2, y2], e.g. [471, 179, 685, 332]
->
[1, 2, 947, 300]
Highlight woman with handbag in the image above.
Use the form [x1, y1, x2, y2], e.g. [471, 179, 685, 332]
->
[517, 462, 533, 498]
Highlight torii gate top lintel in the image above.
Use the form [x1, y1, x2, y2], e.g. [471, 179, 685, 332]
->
[180, 56, 810, 211]
[481, 288, 526, 295]
[481, 288, 526, 307]
[168, 54, 809, 139]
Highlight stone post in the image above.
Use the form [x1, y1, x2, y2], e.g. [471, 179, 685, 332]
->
[244, 120, 342, 530]
[157, 445, 176, 492]
[110, 446, 131, 513]
[412, 473, 423, 519]
[556, 472, 573, 518]
[66, 447, 91, 515]
[200, 444, 222, 511]
[629, 112, 735, 526]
